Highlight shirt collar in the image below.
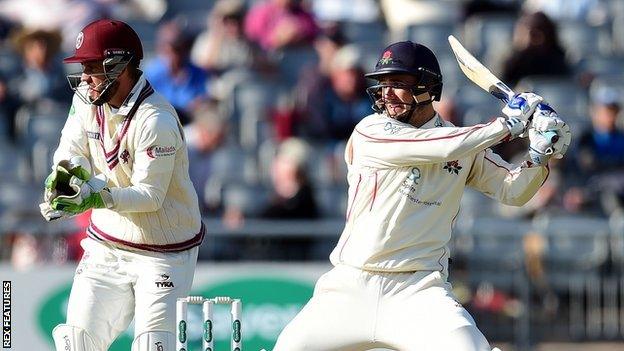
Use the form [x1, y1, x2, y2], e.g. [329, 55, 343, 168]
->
[114, 73, 147, 116]
[419, 113, 445, 129]
[379, 112, 445, 129]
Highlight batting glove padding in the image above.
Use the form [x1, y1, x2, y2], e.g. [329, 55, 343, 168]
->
[505, 117, 527, 139]
[528, 128, 555, 165]
[502, 93, 544, 135]
[531, 105, 571, 160]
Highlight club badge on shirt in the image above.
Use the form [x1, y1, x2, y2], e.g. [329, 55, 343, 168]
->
[120, 149, 131, 164]
[443, 160, 462, 175]
[384, 121, 404, 135]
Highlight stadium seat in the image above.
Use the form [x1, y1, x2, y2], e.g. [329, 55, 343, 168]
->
[532, 214, 610, 339]
[611, 15, 624, 54]
[461, 104, 503, 127]
[610, 215, 624, 274]
[576, 54, 624, 79]
[165, 0, 215, 18]
[516, 77, 589, 116]
[463, 14, 516, 61]
[0, 142, 26, 182]
[314, 184, 348, 218]
[454, 83, 500, 116]
[222, 182, 270, 217]
[405, 22, 458, 56]
[31, 139, 58, 184]
[460, 217, 531, 288]
[341, 21, 388, 46]
[15, 104, 67, 153]
[231, 77, 277, 149]
[0, 46, 20, 78]
[202, 146, 259, 210]
[558, 21, 612, 63]
[274, 47, 319, 87]
[0, 180, 42, 215]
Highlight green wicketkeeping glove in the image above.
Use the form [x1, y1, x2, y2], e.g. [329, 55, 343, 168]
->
[44, 157, 93, 202]
[51, 174, 114, 214]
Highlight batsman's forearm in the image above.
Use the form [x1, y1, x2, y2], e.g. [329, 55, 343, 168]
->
[497, 164, 549, 206]
[358, 118, 510, 167]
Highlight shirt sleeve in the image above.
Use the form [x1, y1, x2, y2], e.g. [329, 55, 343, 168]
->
[467, 148, 549, 206]
[110, 111, 181, 212]
[52, 96, 90, 166]
[354, 117, 510, 168]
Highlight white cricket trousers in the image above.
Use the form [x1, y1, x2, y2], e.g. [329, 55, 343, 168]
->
[274, 264, 490, 351]
[64, 237, 199, 350]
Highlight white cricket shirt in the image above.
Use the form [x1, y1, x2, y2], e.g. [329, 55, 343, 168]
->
[53, 75, 204, 252]
[329, 113, 549, 272]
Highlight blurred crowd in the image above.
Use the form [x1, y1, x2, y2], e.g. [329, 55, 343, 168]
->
[1, 0, 624, 267]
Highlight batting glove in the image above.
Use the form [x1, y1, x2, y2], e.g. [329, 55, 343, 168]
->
[528, 128, 555, 165]
[531, 104, 571, 160]
[502, 92, 544, 136]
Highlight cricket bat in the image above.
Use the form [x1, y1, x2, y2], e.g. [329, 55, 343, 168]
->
[447, 35, 558, 143]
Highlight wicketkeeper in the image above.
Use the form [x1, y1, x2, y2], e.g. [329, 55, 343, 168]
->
[273, 41, 571, 350]
[39, 19, 204, 351]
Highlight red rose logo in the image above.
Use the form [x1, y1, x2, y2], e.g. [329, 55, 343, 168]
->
[379, 50, 393, 65]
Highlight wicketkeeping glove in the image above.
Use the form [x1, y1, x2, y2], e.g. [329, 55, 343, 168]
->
[43, 156, 92, 202]
[39, 202, 73, 221]
[50, 173, 113, 214]
[41, 156, 114, 218]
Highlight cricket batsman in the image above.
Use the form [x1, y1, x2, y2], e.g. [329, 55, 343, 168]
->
[38, 19, 204, 350]
[273, 41, 571, 350]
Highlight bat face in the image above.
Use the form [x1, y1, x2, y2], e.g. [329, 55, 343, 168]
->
[447, 35, 514, 102]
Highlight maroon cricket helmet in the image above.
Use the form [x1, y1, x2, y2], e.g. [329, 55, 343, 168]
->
[64, 19, 143, 63]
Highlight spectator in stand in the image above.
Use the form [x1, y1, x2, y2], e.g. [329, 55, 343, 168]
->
[222, 137, 318, 228]
[380, 0, 461, 33]
[574, 87, 624, 176]
[0, 0, 111, 53]
[0, 73, 20, 141]
[322, 45, 370, 142]
[522, 0, 608, 24]
[295, 44, 369, 142]
[564, 86, 624, 215]
[145, 19, 208, 125]
[500, 11, 571, 88]
[184, 98, 228, 212]
[461, 0, 520, 20]
[260, 137, 319, 219]
[191, 0, 254, 74]
[291, 25, 348, 139]
[9, 27, 70, 106]
[311, 0, 381, 24]
[244, 0, 319, 51]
